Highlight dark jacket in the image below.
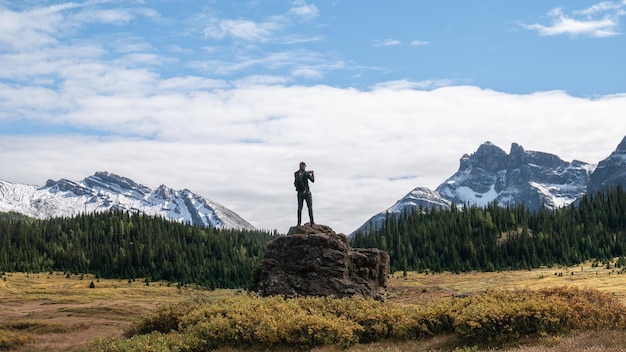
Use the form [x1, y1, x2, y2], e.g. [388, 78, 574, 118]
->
[294, 170, 314, 193]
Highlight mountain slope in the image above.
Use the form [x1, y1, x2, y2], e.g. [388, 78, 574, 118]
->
[0, 171, 255, 230]
[351, 187, 451, 235]
[588, 136, 626, 195]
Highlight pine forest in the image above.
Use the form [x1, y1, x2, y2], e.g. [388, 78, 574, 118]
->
[0, 210, 274, 289]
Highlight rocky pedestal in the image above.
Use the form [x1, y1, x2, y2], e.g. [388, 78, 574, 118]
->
[256, 224, 390, 301]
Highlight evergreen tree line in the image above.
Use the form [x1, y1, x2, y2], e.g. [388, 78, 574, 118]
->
[351, 186, 626, 273]
[0, 210, 275, 289]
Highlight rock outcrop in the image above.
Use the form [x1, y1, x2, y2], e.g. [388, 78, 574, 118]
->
[256, 224, 389, 301]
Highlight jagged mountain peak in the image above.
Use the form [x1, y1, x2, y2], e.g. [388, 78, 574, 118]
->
[83, 171, 152, 197]
[461, 141, 508, 172]
[478, 140, 502, 151]
[155, 184, 175, 200]
[0, 172, 255, 230]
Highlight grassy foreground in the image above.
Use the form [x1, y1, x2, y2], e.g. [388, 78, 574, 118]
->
[2, 261, 626, 351]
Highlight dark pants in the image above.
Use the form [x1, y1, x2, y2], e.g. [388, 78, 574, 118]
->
[297, 191, 314, 225]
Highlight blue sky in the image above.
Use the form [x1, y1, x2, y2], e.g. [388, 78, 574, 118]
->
[1, 1, 626, 233]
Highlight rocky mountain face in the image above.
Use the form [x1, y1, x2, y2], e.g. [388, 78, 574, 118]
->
[256, 224, 389, 301]
[437, 142, 594, 210]
[588, 136, 626, 195]
[0, 171, 255, 230]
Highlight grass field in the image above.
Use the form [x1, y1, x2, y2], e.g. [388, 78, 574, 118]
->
[0, 273, 228, 351]
[387, 261, 626, 305]
[1, 262, 626, 351]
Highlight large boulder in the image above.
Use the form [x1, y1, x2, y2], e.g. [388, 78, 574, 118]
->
[256, 224, 390, 301]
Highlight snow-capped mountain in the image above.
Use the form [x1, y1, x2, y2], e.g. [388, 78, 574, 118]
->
[0, 171, 255, 230]
[437, 142, 594, 210]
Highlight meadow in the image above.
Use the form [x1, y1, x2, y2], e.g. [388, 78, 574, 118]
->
[1, 261, 626, 352]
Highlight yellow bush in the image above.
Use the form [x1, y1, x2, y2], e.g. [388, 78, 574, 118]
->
[415, 287, 626, 343]
[178, 295, 362, 349]
[86, 287, 626, 351]
[83, 332, 185, 352]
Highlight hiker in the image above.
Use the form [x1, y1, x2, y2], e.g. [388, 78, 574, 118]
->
[294, 161, 314, 226]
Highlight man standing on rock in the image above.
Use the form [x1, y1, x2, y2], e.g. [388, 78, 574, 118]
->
[294, 161, 315, 226]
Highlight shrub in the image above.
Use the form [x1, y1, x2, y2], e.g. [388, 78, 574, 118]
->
[83, 332, 185, 352]
[0, 330, 35, 350]
[125, 300, 204, 337]
[416, 287, 626, 343]
[87, 287, 626, 351]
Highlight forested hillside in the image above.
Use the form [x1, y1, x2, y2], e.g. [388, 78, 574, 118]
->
[351, 186, 626, 273]
[0, 210, 275, 288]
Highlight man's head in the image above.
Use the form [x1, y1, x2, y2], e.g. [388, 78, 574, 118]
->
[299, 161, 306, 170]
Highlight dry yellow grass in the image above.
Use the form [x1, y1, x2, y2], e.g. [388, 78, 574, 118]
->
[0, 272, 231, 351]
[388, 261, 626, 305]
[2, 261, 626, 352]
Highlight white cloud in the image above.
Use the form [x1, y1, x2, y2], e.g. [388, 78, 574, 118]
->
[291, 67, 323, 80]
[575, 1, 626, 15]
[73, 9, 137, 25]
[524, 2, 626, 37]
[373, 39, 401, 47]
[202, 0, 318, 43]
[204, 18, 280, 42]
[188, 49, 340, 79]
[410, 40, 430, 46]
[0, 3, 70, 50]
[288, 0, 319, 20]
[372, 79, 454, 91]
[157, 76, 228, 91]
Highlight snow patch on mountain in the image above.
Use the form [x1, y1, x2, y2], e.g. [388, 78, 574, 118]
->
[445, 184, 499, 207]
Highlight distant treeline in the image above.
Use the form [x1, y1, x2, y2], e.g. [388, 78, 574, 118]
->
[351, 186, 626, 273]
[0, 210, 275, 289]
